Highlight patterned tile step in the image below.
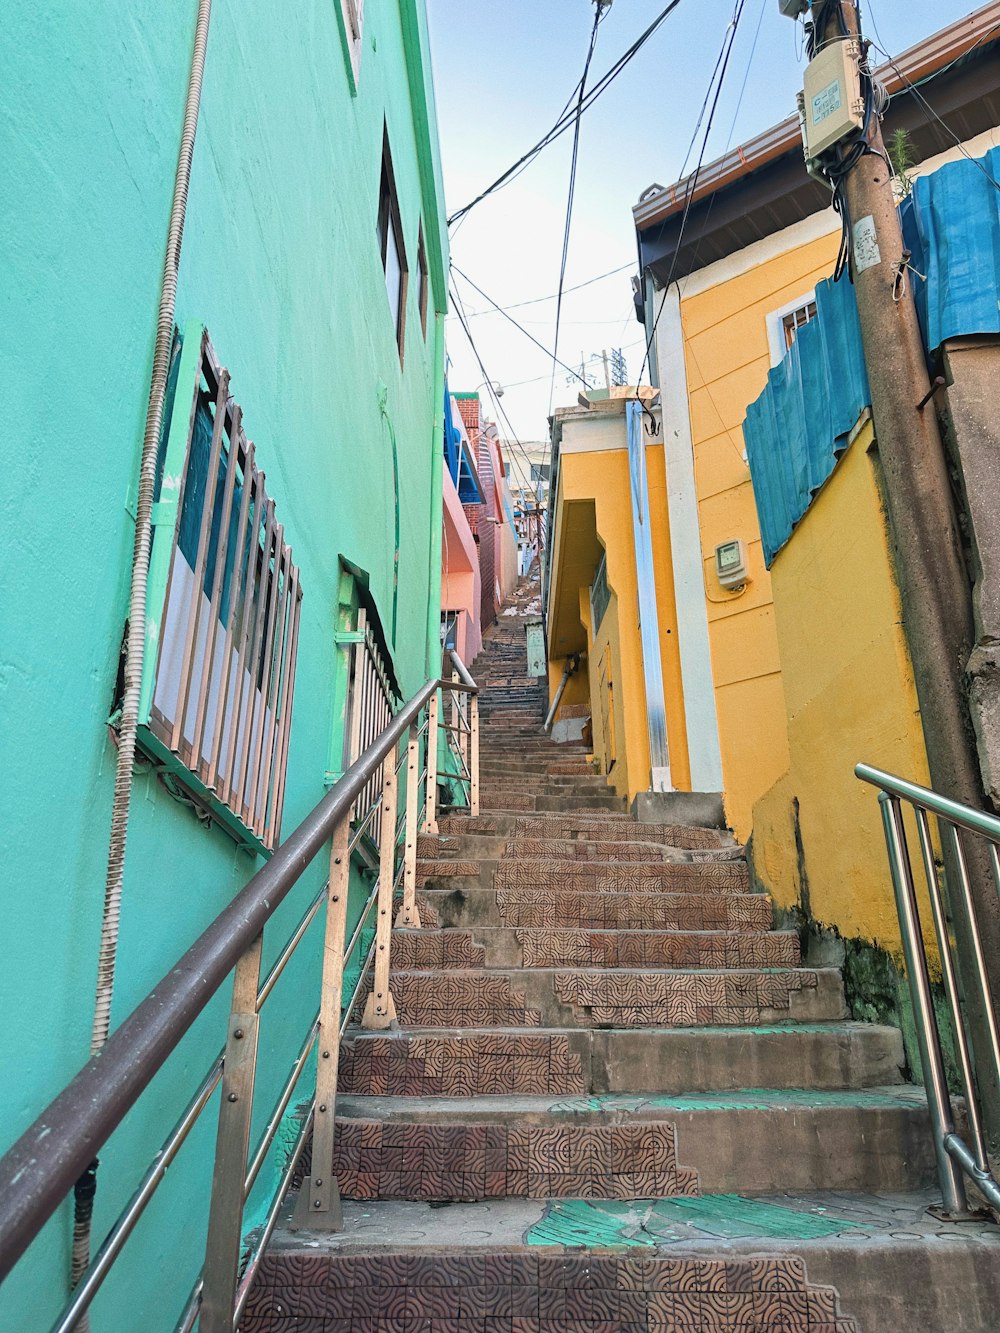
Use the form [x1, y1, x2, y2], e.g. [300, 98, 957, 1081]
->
[391, 930, 486, 970]
[495, 888, 771, 930]
[552, 969, 830, 1028]
[388, 972, 542, 1028]
[417, 859, 483, 886]
[329, 1119, 699, 1202]
[494, 861, 749, 895]
[503, 838, 727, 863]
[338, 1032, 585, 1097]
[515, 928, 800, 969]
[511, 817, 730, 850]
[244, 1247, 859, 1331]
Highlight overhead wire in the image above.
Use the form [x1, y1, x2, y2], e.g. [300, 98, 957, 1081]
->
[864, 6, 1000, 196]
[446, 0, 686, 227]
[548, 1, 605, 417]
[635, 0, 749, 393]
[458, 260, 635, 317]
[451, 264, 591, 386]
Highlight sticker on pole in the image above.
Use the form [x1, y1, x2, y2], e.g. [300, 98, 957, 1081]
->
[853, 215, 881, 273]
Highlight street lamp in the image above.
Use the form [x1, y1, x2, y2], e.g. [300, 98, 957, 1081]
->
[475, 380, 504, 399]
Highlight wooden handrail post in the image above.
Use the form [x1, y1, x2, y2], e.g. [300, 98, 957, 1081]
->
[422, 692, 439, 834]
[200, 933, 264, 1332]
[470, 693, 480, 818]
[395, 722, 422, 927]
[361, 752, 399, 1029]
[291, 818, 350, 1233]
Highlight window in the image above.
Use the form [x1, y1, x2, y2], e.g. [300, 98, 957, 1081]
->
[590, 552, 611, 631]
[343, 607, 399, 842]
[766, 292, 817, 367]
[417, 226, 429, 338]
[143, 325, 303, 851]
[378, 132, 408, 359]
[339, 0, 364, 88]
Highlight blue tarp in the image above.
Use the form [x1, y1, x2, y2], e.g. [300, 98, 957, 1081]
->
[443, 385, 482, 503]
[744, 273, 870, 566]
[901, 145, 1000, 352]
[745, 146, 1000, 566]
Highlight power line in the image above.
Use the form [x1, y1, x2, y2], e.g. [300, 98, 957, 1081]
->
[459, 261, 636, 317]
[550, 3, 604, 416]
[448, 281, 539, 485]
[636, 0, 748, 389]
[446, 0, 687, 227]
[451, 264, 591, 386]
[865, 8, 1000, 196]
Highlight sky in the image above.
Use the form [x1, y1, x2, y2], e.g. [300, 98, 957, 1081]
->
[426, 0, 979, 443]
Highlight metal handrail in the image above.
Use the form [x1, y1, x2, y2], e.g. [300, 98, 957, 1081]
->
[856, 762, 1000, 1217]
[447, 648, 478, 692]
[0, 669, 479, 1317]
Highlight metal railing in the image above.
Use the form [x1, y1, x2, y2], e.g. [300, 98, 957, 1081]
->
[0, 655, 479, 1332]
[856, 763, 1000, 1218]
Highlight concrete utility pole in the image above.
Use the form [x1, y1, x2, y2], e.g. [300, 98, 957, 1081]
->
[813, 1, 1000, 1114]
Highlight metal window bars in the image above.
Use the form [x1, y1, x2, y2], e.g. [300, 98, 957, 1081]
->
[147, 330, 302, 850]
[344, 609, 398, 847]
[856, 763, 1000, 1218]
[0, 653, 480, 1333]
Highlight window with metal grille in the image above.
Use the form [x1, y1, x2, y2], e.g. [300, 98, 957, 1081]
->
[342, 609, 400, 843]
[590, 551, 611, 631]
[378, 131, 408, 359]
[140, 324, 302, 852]
[782, 299, 817, 349]
[766, 292, 818, 366]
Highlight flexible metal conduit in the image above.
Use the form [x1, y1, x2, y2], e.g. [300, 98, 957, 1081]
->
[75, 0, 214, 1306]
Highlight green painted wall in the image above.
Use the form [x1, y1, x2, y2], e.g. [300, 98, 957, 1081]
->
[0, 1, 446, 1326]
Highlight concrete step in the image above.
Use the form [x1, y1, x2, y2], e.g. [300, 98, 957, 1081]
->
[493, 859, 752, 895]
[416, 836, 740, 868]
[253, 1191, 1000, 1333]
[329, 1086, 939, 1197]
[480, 792, 630, 814]
[337, 1023, 906, 1096]
[392, 926, 801, 970]
[386, 967, 846, 1029]
[425, 884, 774, 931]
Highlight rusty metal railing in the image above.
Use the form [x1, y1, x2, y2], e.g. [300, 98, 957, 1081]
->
[0, 656, 479, 1333]
[857, 763, 1000, 1219]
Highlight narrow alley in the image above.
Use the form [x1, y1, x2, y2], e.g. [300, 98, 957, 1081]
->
[242, 575, 999, 1332]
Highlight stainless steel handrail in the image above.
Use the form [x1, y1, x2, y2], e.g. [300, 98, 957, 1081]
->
[857, 762, 1000, 1217]
[0, 671, 478, 1310]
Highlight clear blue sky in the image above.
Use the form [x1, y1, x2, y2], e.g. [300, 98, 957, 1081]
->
[426, 0, 981, 439]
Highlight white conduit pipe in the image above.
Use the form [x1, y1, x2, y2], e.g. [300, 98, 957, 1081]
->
[73, 0, 214, 1309]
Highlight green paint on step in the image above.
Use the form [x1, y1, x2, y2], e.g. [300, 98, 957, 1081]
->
[526, 1195, 868, 1248]
[549, 1087, 922, 1113]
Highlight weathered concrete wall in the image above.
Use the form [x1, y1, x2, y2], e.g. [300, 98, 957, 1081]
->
[940, 335, 1000, 809]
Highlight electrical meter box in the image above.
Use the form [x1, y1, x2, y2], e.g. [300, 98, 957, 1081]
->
[715, 539, 749, 591]
[802, 38, 863, 159]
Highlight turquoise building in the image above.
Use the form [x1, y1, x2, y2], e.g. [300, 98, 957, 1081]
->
[0, 0, 447, 1325]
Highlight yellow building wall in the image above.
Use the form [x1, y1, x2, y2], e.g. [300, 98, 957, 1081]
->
[752, 422, 932, 956]
[679, 229, 840, 838]
[548, 440, 692, 800]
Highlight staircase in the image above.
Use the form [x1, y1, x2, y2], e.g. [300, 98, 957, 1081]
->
[243, 576, 1000, 1332]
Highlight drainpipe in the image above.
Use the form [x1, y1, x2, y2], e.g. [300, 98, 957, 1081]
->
[425, 311, 446, 678]
[73, 0, 214, 1308]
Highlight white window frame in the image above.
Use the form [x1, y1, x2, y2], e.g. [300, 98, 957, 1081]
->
[766, 290, 817, 368]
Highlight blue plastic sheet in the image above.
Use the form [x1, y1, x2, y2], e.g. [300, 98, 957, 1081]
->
[744, 274, 870, 566]
[901, 145, 1000, 353]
